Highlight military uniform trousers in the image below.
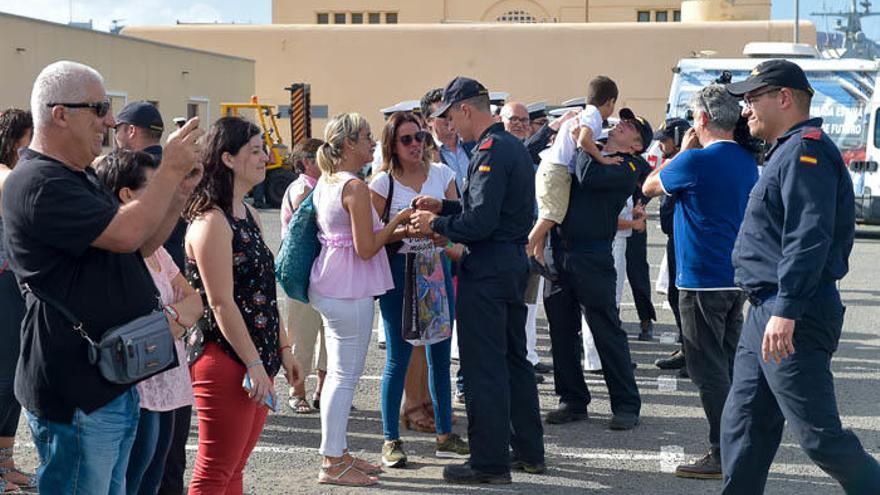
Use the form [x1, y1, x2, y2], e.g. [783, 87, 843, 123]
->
[456, 245, 544, 474]
[625, 229, 656, 322]
[721, 288, 880, 494]
[544, 247, 641, 416]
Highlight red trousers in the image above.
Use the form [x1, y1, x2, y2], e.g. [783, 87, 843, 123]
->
[188, 343, 270, 495]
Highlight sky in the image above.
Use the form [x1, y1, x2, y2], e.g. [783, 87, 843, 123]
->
[0, 0, 877, 41]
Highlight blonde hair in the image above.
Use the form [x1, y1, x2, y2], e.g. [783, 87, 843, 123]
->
[317, 112, 370, 182]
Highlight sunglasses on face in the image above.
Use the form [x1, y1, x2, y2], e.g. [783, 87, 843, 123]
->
[47, 100, 112, 118]
[398, 130, 428, 146]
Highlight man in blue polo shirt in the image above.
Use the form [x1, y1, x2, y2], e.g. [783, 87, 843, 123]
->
[643, 83, 758, 479]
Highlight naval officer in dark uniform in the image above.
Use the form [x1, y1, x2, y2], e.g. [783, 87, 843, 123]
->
[541, 109, 650, 430]
[722, 59, 880, 494]
[410, 76, 545, 485]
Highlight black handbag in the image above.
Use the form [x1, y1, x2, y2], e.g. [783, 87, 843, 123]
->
[382, 176, 404, 257]
[24, 283, 178, 385]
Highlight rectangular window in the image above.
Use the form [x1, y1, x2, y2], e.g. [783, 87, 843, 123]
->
[187, 103, 199, 120]
[351, 12, 363, 24]
[317, 12, 328, 24]
[637, 11, 650, 22]
[334, 13, 346, 24]
[106, 93, 127, 149]
[656, 11, 668, 22]
[368, 12, 381, 24]
[673, 10, 681, 22]
[385, 12, 398, 24]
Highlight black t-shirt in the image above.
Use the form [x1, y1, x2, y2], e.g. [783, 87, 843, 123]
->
[2, 148, 159, 423]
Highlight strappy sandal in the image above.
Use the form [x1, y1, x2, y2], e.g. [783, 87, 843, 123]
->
[0, 448, 30, 493]
[401, 405, 435, 433]
[317, 459, 377, 487]
[288, 396, 314, 414]
[342, 451, 383, 476]
[311, 392, 321, 411]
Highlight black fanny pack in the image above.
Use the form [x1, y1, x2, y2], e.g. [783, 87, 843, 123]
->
[24, 283, 178, 385]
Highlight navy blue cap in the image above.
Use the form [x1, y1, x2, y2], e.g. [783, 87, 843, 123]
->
[727, 59, 814, 97]
[115, 101, 164, 133]
[619, 108, 654, 153]
[654, 118, 691, 141]
[431, 77, 490, 118]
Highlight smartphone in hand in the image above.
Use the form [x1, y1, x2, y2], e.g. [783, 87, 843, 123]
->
[243, 373, 276, 412]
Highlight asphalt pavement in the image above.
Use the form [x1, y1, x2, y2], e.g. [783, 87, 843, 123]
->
[13, 212, 880, 494]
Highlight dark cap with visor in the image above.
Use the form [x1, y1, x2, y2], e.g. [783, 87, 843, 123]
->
[431, 77, 489, 118]
[726, 59, 814, 97]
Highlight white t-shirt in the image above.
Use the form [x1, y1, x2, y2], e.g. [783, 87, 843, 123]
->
[539, 105, 604, 171]
[370, 163, 456, 253]
[617, 196, 634, 239]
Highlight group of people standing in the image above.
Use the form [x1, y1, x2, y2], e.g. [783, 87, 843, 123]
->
[0, 56, 878, 495]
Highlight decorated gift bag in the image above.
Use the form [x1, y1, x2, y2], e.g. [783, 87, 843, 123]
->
[401, 250, 452, 346]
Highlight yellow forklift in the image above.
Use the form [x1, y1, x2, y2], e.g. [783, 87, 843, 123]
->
[220, 86, 312, 207]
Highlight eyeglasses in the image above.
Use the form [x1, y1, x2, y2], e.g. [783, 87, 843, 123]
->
[506, 116, 530, 125]
[743, 87, 781, 108]
[398, 130, 428, 146]
[47, 101, 112, 118]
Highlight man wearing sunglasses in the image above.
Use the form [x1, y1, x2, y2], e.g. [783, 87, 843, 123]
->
[2, 61, 202, 494]
[720, 59, 880, 493]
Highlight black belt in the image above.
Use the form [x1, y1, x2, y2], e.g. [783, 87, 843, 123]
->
[746, 282, 837, 307]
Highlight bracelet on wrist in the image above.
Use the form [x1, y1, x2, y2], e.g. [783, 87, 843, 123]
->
[278, 345, 292, 356]
[245, 359, 263, 370]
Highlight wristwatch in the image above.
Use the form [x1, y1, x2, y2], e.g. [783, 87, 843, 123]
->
[163, 305, 180, 324]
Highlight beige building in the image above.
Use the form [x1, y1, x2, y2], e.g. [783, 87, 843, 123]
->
[272, 0, 771, 24]
[0, 12, 255, 148]
[125, 18, 814, 141]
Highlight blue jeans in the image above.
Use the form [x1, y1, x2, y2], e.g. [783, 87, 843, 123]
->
[126, 409, 175, 495]
[26, 388, 140, 495]
[378, 253, 454, 440]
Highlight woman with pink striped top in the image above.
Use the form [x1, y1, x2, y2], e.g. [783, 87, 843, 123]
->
[309, 113, 411, 487]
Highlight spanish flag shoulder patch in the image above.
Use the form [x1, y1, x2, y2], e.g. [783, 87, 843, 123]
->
[478, 165, 492, 172]
[799, 155, 818, 166]
[802, 128, 822, 141]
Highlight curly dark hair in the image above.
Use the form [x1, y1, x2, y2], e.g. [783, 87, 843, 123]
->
[0, 109, 33, 167]
[184, 116, 261, 220]
[94, 149, 158, 198]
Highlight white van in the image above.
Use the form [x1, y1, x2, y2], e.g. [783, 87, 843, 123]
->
[654, 47, 879, 222]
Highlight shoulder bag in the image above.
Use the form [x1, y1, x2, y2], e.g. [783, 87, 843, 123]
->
[382, 175, 404, 257]
[275, 189, 321, 303]
[23, 283, 177, 385]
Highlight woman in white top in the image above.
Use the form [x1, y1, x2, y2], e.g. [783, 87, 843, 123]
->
[369, 112, 468, 468]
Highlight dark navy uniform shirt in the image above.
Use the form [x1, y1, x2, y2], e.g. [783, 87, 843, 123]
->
[431, 122, 535, 247]
[732, 118, 855, 319]
[553, 149, 643, 249]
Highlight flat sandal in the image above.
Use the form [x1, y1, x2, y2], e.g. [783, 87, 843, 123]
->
[317, 460, 377, 487]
